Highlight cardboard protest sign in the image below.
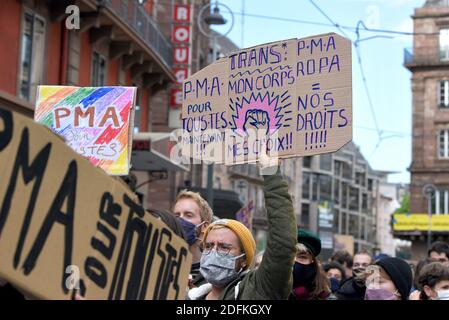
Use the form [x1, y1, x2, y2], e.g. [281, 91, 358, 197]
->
[181, 32, 352, 164]
[236, 200, 254, 231]
[0, 107, 191, 299]
[34, 86, 136, 175]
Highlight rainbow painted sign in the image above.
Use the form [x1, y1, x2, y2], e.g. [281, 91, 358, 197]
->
[34, 86, 136, 175]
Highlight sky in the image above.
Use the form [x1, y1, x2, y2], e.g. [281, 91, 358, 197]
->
[209, 0, 425, 184]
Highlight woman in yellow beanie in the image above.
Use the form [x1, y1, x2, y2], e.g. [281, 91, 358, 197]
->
[187, 162, 297, 300]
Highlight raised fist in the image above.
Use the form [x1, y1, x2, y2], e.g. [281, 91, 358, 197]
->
[243, 109, 270, 135]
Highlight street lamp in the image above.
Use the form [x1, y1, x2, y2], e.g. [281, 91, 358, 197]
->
[197, 1, 234, 207]
[423, 184, 436, 250]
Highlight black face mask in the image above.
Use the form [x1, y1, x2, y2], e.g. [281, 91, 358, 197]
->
[293, 262, 317, 288]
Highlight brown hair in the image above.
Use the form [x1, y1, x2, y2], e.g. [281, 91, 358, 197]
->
[418, 262, 449, 300]
[175, 190, 213, 223]
[297, 244, 330, 299]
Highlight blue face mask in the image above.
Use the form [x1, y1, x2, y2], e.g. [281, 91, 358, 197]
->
[329, 277, 341, 293]
[179, 218, 204, 246]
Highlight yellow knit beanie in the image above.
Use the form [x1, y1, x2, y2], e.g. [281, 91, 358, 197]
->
[203, 219, 256, 269]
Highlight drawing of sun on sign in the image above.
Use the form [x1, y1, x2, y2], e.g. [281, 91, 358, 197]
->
[179, 32, 353, 165]
[230, 91, 294, 138]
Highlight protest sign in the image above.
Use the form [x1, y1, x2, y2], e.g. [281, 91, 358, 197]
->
[0, 107, 191, 299]
[34, 86, 136, 175]
[236, 200, 254, 231]
[181, 32, 352, 164]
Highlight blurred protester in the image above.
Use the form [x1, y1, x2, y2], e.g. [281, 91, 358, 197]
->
[324, 261, 347, 294]
[428, 241, 449, 267]
[331, 250, 353, 279]
[336, 250, 373, 300]
[172, 190, 213, 281]
[416, 262, 449, 300]
[290, 230, 331, 300]
[364, 257, 413, 300]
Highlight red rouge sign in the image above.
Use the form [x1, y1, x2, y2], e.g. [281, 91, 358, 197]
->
[170, 3, 193, 117]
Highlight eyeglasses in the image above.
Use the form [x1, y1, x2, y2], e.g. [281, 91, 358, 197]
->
[203, 242, 233, 256]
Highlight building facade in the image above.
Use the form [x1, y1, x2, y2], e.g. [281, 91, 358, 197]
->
[0, 0, 213, 213]
[402, 0, 449, 258]
[376, 172, 408, 256]
[300, 142, 379, 256]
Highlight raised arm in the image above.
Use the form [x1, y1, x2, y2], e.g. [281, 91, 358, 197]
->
[250, 167, 297, 299]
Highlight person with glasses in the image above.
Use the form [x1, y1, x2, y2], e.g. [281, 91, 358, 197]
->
[336, 250, 373, 300]
[187, 163, 296, 300]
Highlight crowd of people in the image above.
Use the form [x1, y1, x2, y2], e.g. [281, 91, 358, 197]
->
[1, 163, 449, 301]
[169, 166, 449, 301]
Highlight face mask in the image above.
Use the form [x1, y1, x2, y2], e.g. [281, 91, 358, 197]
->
[293, 262, 317, 288]
[352, 267, 366, 278]
[352, 267, 367, 285]
[200, 250, 245, 288]
[364, 288, 398, 300]
[329, 277, 341, 293]
[179, 219, 205, 246]
[437, 289, 449, 300]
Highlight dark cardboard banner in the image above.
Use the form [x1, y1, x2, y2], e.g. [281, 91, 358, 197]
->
[0, 107, 191, 299]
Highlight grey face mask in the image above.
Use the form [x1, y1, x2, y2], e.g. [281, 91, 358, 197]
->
[200, 250, 245, 288]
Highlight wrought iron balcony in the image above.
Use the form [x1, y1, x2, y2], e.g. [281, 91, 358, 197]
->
[100, 0, 173, 69]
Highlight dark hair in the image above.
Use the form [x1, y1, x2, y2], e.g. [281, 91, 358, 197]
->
[354, 249, 373, 264]
[147, 208, 187, 241]
[414, 258, 434, 290]
[331, 250, 353, 268]
[418, 262, 449, 300]
[428, 241, 449, 259]
[311, 259, 331, 299]
[323, 262, 347, 282]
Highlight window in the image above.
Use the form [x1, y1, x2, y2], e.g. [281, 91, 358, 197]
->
[334, 161, 342, 176]
[91, 51, 106, 86]
[342, 162, 352, 180]
[439, 129, 449, 159]
[19, 11, 46, 102]
[439, 81, 449, 108]
[431, 189, 449, 214]
[302, 172, 311, 199]
[303, 156, 312, 168]
[360, 216, 366, 240]
[311, 174, 318, 201]
[367, 178, 373, 192]
[134, 83, 141, 133]
[355, 171, 366, 187]
[362, 193, 368, 213]
[341, 182, 348, 209]
[319, 174, 332, 201]
[440, 29, 449, 61]
[341, 211, 347, 234]
[334, 180, 340, 205]
[300, 203, 310, 227]
[334, 209, 340, 232]
[349, 187, 360, 211]
[348, 214, 359, 238]
[320, 154, 332, 171]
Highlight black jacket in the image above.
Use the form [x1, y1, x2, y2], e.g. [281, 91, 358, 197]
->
[335, 277, 366, 300]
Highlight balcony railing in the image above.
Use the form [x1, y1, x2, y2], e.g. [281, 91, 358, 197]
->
[101, 0, 173, 68]
[404, 46, 449, 67]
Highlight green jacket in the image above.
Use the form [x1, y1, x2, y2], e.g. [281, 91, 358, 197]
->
[189, 169, 297, 300]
